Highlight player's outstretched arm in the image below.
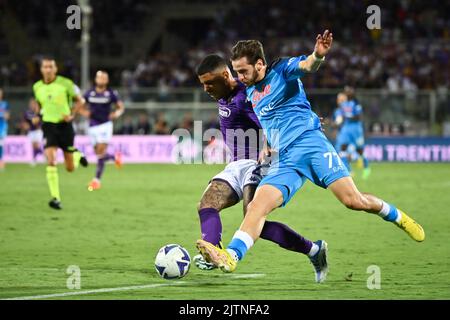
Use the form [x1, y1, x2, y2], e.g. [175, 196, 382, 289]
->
[299, 29, 333, 73]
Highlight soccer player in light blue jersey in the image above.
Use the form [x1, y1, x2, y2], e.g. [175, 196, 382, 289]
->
[196, 30, 425, 277]
[0, 88, 10, 171]
[335, 87, 371, 179]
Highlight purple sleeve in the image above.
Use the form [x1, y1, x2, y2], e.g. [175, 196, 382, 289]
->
[243, 100, 261, 128]
[111, 90, 121, 104]
[283, 55, 307, 81]
[83, 90, 90, 101]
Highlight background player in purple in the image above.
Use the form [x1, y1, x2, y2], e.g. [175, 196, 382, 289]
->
[82, 70, 125, 191]
[23, 98, 44, 166]
[194, 55, 326, 279]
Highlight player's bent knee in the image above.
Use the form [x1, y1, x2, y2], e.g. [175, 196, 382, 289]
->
[198, 199, 221, 212]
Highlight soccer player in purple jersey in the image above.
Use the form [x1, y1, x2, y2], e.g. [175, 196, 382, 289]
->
[197, 31, 425, 281]
[81, 71, 125, 191]
[23, 98, 44, 166]
[194, 55, 327, 279]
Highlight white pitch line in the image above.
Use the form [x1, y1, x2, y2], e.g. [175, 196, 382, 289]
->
[2, 281, 186, 300]
[195, 272, 266, 279]
[227, 273, 265, 279]
[2, 273, 266, 300]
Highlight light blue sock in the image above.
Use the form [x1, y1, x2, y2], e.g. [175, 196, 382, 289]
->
[227, 230, 254, 261]
[379, 201, 400, 222]
[0, 145, 3, 159]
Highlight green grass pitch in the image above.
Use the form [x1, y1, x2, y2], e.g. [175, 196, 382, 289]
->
[0, 163, 449, 300]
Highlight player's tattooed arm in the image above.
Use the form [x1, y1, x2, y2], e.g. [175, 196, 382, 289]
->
[198, 180, 239, 211]
[299, 29, 333, 73]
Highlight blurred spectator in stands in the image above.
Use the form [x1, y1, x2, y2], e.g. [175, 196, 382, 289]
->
[117, 116, 135, 135]
[205, 113, 220, 130]
[154, 112, 170, 135]
[136, 113, 152, 135]
[178, 112, 194, 134]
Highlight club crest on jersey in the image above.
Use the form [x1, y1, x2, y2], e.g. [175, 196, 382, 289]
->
[251, 84, 271, 107]
[219, 106, 231, 118]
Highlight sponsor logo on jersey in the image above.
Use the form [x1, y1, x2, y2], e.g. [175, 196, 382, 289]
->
[251, 84, 271, 107]
[219, 106, 231, 118]
[259, 102, 275, 116]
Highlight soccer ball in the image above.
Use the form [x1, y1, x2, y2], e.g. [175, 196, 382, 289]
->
[154, 244, 191, 279]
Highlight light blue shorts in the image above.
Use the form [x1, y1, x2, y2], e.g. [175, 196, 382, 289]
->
[336, 124, 365, 149]
[259, 129, 349, 206]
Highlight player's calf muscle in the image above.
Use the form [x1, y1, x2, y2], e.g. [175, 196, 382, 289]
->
[198, 181, 238, 211]
[330, 180, 382, 213]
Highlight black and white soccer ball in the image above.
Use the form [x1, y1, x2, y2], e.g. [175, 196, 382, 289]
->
[154, 244, 191, 279]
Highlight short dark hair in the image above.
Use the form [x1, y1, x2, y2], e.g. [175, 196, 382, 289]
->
[231, 40, 266, 65]
[196, 54, 227, 76]
[344, 85, 355, 99]
[40, 55, 56, 66]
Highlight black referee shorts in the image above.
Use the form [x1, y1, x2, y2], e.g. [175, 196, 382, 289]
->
[42, 122, 76, 152]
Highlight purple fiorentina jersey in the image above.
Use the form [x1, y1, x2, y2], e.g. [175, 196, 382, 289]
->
[84, 88, 120, 126]
[23, 110, 41, 130]
[217, 80, 262, 161]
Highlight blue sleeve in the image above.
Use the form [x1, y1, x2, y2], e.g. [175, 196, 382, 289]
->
[333, 108, 342, 120]
[353, 103, 362, 116]
[282, 55, 307, 81]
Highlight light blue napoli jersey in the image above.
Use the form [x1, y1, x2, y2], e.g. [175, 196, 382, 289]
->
[246, 56, 321, 151]
[0, 100, 9, 137]
[0, 100, 9, 123]
[340, 99, 362, 127]
[333, 107, 342, 123]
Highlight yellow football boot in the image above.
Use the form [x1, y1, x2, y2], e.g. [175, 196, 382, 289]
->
[395, 210, 425, 242]
[196, 239, 237, 273]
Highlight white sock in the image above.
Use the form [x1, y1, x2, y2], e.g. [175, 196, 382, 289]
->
[378, 201, 390, 218]
[395, 211, 402, 223]
[307, 243, 320, 257]
[233, 230, 254, 249]
[226, 249, 239, 262]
